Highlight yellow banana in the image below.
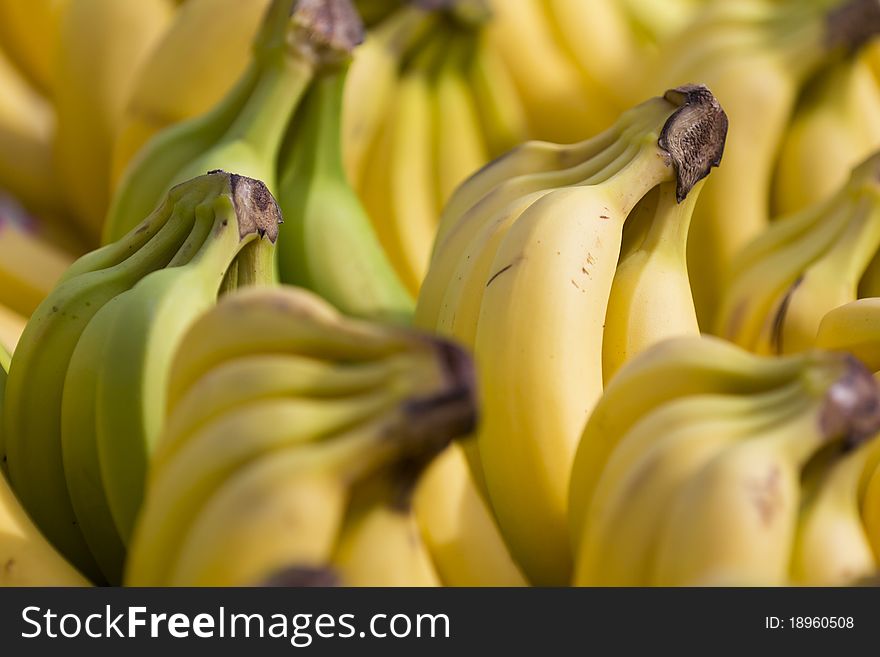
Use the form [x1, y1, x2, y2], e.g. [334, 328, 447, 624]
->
[601, 179, 704, 384]
[54, 0, 174, 243]
[0, 0, 67, 95]
[0, 220, 74, 316]
[791, 442, 878, 585]
[773, 57, 880, 216]
[111, 0, 271, 187]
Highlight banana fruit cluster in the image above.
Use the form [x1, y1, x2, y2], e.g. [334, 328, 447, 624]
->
[3, 0, 880, 591]
[1, 171, 280, 584]
[126, 286, 476, 586]
[418, 84, 728, 585]
[569, 336, 880, 586]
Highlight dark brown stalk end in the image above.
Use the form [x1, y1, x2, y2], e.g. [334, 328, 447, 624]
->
[659, 84, 729, 203]
[261, 566, 340, 587]
[820, 354, 880, 448]
[395, 338, 477, 466]
[293, 0, 365, 56]
[825, 0, 880, 53]
[223, 172, 283, 243]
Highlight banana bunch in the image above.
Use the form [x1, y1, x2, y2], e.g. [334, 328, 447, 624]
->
[125, 286, 476, 586]
[110, 0, 271, 186]
[0, 349, 91, 586]
[417, 84, 728, 585]
[1, 171, 280, 584]
[717, 151, 880, 355]
[103, 0, 360, 243]
[569, 335, 880, 586]
[53, 0, 174, 243]
[647, 0, 880, 328]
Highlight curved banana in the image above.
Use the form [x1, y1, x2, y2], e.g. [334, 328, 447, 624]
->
[0, 45, 64, 216]
[53, 0, 174, 242]
[816, 297, 880, 371]
[791, 442, 878, 585]
[333, 478, 442, 587]
[432, 32, 488, 210]
[0, 221, 74, 317]
[358, 34, 441, 294]
[277, 60, 414, 323]
[485, 0, 616, 143]
[342, 1, 438, 188]
[0, 303, 24, 356]
[111, 0, 271, 186]
[773, 57, 880, 216]
[601, 179, 704, 384]
[0, 0, 67, 95]
[413, 443, 528, 586]
[104, 0, 362, 243]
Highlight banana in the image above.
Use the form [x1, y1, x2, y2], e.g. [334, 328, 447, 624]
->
[125, 285, 476, 585]
[651, 358, 880, 586]
[342, 1, 439, 188]
[276, 58, 414, 323]
[432, 32, 488, 211]
[104, 0, 363, 243]
[773, 56, 880, 216]
[575, 384, 806, 586]
[110, 0, 272, 186]
[333, 477, 442, 586]
[53, 0, 174, 243]
[0, 344, 90, 586]
[568, 336, 819, 553]
[412, 443, 528, 586]
[542, 0, 641, 109]
[816, 298, 880, 371]
[0, 45, 65, 216]
[485, 0, 616, 143]
[0, 220, 74, 316]
[717, 151, 880, 355]
[601, 179, 704, 384]
[791, 441, 878, 585]
[0, 0, 67, 95]
[472, 86, 727, 584]
[467, 30, 529, 158]
[358, 33, 442, 295]
[651, 0, 880, 328]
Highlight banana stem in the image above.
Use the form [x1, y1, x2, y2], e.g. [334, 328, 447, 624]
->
[659, 85, 728, 203]
[818, 355, 880, 447]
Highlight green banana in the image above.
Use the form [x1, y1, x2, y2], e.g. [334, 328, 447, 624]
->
[103, 0, 364, 243]
[277, 58, 414, 323]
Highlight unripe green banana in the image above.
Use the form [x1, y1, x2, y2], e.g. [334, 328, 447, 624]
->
[277, 58, 414, 323]
[3, 171, 280, 581]
[103, 0, 364, 243]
